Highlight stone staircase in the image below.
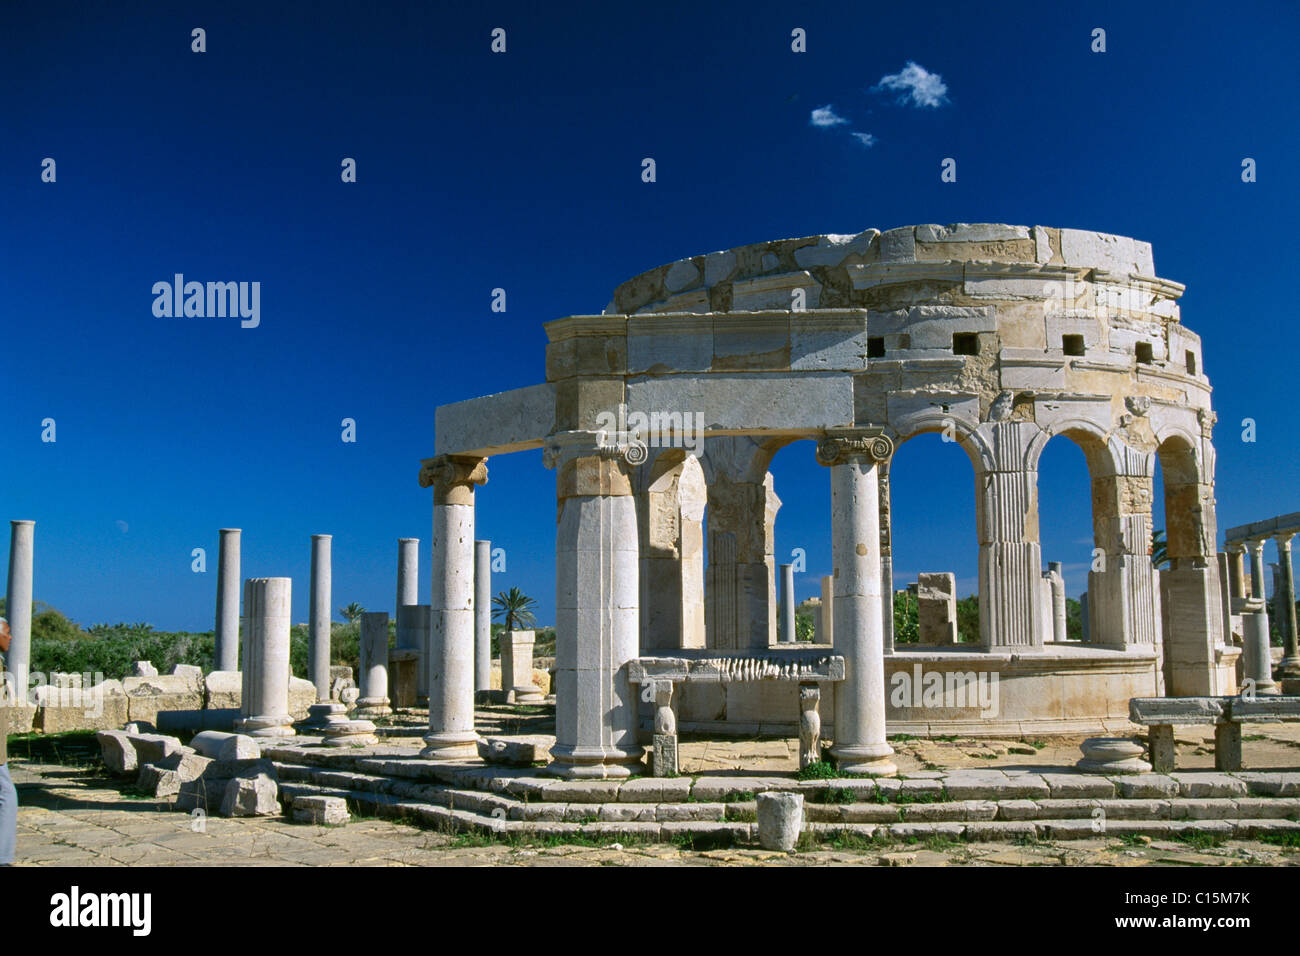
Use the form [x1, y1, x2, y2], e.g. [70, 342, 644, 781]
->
[263, 743, 1300, 843]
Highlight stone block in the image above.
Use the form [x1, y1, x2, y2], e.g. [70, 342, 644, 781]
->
[477, 735, 553, 766]
[204, 670, 242, 711]
[756, 791, 803, 851]
[131, 661, 158, 677]
[189, 730, 260, 761]
[220, 772, 280, 817]
[292, 795, 350, 826]
[137, 764, 181, 798]
[96, 730, 138, 775]
[127, 732, 189, 765]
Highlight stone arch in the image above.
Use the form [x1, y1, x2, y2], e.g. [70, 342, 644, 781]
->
[1156, 432, 1210, 562]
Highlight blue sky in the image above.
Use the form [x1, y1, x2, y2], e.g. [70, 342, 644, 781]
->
[2, 0, 1297, 630]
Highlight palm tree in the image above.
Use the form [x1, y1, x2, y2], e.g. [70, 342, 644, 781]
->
[339, 602, 365, 625]
[492, 587, 538, 632]
[1151, 529, 1170, 571]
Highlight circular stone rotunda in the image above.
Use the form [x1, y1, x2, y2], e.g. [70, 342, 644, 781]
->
[423, 223, 1230, 779]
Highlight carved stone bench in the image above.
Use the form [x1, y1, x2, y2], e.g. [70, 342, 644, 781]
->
[627, 651, 845, 777]
[1129, 696, 1300, 772]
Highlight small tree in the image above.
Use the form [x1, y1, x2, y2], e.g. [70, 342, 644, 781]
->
[492, 587, 538, 632]
[1151, 529, 1170, 571]
[338, 602, 365, 625]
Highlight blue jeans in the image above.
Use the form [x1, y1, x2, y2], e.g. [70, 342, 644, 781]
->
[0, 764, 15, 865]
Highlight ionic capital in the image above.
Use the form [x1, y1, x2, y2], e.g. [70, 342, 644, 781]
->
[418, 454, 488, 506]
[816, 426, 894, 467]
[543, 430, 635, 498]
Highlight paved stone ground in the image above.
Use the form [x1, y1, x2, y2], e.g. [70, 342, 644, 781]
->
[11, 721, 1300, 866]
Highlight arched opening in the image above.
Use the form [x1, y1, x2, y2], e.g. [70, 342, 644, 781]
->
[766, 438, 830, 643]
[888, 431, 981, 646]
[1036, 430, 1109, 643]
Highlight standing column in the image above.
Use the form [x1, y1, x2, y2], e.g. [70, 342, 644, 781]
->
[817, 428, 896, 777]
[309, 534, 332, 701]
[356, 611, 392, 717]
[1049, 561, 1067, 643]
[1277, 535, 1300, 676]
[1227, 546, 1247, 600]
[818, 574, 834, 644]
[546, 431, 643, 779]
[235, 577, 295, 737]
[878, 462, 895, 652]
[214, 528, 241, 671]
[779, 563, 796, 643]
[474, 540, 492, 695]
[975, 422, 1044, 647]
[5, 520, 34, 703]
[397, 537, 419, 611]
[1245, 540, 1278, 693]
[419, 455, 488, 760]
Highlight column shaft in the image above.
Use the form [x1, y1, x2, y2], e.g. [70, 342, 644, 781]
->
[236, 577, 295, 737]
[309, 534, 332, 700]
[1279, 536, 1300, 674]
[474, 540, 492, 694]
[397, 537, 419, 610]
[5, 520, 34, 703]
[779, 563, 796, 643]
[214, 528, 241, 671]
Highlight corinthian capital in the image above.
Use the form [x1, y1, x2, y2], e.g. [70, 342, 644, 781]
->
[815, 426, 894, 467]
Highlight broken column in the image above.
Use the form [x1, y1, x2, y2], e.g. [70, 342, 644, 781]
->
[916, 572, 958, 644]
[474, 540, 491, 695]
[394, 604, 428, 707]
[779, 562, 796, 643]
[214, 528, 241, 672]
[420, 455, 487, 761]
[1244, 540, 1277, 694]
[308, 534, 333, 700]
[235, 577, 296, 737]
[1049, 561, 1067, 643]
[4, 520, 34, 703]
[817, 427, 896, 776]
[355, 611, 391, 718]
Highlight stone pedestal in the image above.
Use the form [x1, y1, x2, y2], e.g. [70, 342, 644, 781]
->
[501, 629, 543, 704]
[1215, 722, 1243, 771]
[214, 528, 241, 672]
[308, 534, 332, 701]
[5, 520, 34, 703]
[389, 648, 419, 708]
[355, 611, 392, 718]
[756, 791, 803, 852]
[420, 455, 487, 761]
[917, 572, 958, 644]
[321, 712, 378, 747]
[798, 683, 821, 769]
[1077, 736, 1150, 774]
[650, 681, 677, 777]
[818, 428, 896, 777]
[235, 577, 296, 737]
[474, 540, 492, 696]
[395, 605, 429, 705]
[779, 563, 796, 643]
[300, 700, 346, 731]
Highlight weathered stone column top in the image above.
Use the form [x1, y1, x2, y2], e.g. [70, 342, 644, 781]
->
[543, 429, 636, 499]
[418, 454, 488, 505]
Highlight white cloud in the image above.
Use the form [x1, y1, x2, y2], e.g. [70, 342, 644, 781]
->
[850, 132, 876, 148]
[810, 104, 848, 127]
[115, 520, 129, 533]
[873, 60, 949, 108]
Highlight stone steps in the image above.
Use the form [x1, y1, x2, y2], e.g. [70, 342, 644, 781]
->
[270, 758, 1300, 842]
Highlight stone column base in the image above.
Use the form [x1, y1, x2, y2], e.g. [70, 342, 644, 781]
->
[1077, 736, 1151, 774]
[235, 715, 296, 738]
[547, 743, 644, 780]
[298, 702, 347, 731]
[353, 697, 392, 719]
[321, 718, 378, 747]
[508, 685, 545, 705]
[829, 742, 896, 777]
[420, 732, 479, 761]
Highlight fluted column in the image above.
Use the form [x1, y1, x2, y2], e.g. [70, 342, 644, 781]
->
[474, 540, 492, 694]
[419, 454, 488, 760]
[817, 427, 895, 777]
[5, 520, 34, 703]
[546, 431, 643, 779]
[976, 422, 1043, 647]
[214, 528, 241, 671]
[779, 563, 796, 643]
[236, 577, 295, 737]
